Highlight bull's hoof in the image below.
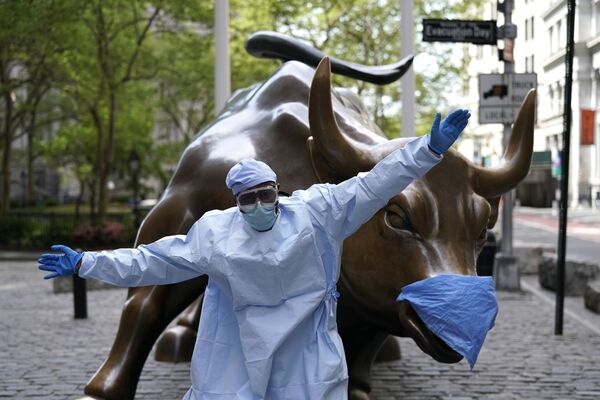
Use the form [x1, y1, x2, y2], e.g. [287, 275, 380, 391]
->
[155, 325, 196, 362]
[374, 335, 401, 362]
[349, 386, 371, 400]
[84, 378, 135, 400]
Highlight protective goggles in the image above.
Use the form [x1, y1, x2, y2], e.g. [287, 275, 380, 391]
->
[236, 185, 278, 212]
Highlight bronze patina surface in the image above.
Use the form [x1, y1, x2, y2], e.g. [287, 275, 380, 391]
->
[83, 35, 535, 400]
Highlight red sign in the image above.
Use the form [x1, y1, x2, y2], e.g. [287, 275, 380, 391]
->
[581, 109, 595, 145]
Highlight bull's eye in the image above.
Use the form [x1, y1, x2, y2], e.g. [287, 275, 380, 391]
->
[384, 209, 413, 232]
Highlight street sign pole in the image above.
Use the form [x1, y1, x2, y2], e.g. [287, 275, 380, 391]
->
[493, 0, 521, 290]
[501, 0, 514, 258]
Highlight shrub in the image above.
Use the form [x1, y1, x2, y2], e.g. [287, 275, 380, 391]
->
[73, 221, 134, 248]
[101, 222, 129, 245]
[0, 213, 135, 250]
[73, 223, 97, 245]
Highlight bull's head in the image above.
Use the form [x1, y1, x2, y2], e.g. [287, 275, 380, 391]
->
[308, 57, 535, 363]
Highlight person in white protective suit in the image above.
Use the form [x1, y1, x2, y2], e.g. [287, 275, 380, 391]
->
[38, 108, 470, 399]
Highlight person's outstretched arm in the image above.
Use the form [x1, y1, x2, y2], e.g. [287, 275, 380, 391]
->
[300, 109, 470, 241]
[38, 218, 213, 287]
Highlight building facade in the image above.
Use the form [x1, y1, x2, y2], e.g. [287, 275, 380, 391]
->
[459, 0, 600, 208]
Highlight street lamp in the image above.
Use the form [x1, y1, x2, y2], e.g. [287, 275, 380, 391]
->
[128, 149, 141, 229]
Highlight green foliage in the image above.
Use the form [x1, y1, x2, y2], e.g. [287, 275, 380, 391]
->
[2, 0, 486, 221]
[226, 0, 487, 139]
[229, 0, 282, 89]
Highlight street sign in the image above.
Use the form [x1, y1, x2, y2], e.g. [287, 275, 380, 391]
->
[478, 73, 537, 123]
[423, 19, 497, 45]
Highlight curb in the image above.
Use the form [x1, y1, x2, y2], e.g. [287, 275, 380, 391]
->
[0, 251, 40, 261]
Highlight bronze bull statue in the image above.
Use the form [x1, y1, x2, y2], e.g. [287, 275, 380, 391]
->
[83, 35, 535, 400]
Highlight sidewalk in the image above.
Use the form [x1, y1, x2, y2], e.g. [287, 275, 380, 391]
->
[1, 259, 599, 399]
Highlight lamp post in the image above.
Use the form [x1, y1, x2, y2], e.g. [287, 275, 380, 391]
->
[128, 149, 141, 229]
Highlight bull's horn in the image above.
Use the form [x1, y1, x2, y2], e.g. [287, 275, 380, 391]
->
[472, 89, 537, 198]
[308, 57, 374, 177]
[246, 31, 414, 85]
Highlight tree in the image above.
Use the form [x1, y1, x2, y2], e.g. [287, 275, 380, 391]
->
[230, 0, 487, 138]
[2, 0, 487, 219]
[46, 1, 214, 223]
[0, 0, 75, 213]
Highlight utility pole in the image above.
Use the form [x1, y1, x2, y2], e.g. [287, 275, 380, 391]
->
[555, 0, 576, 336]
[493, 0, 520, 290]
[215, 0, 231, 113]
[400, 0, 415, 137]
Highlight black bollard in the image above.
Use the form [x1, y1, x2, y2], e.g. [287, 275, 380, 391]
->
[73, 274, 87, 319]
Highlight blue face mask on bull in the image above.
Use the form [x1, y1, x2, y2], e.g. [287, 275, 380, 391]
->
[396, 274, 498, 369]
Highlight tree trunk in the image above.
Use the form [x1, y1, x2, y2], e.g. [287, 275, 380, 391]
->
[1, 88, 13, 215]
[90, 105, 103, 225]
[89, 180, 97, 224]
[98, 90, 116, 225]
[75, 178, 84, 220]
[26, 100, 38, 207]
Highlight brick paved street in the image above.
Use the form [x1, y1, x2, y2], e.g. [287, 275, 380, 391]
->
[1, 258, 599, 399]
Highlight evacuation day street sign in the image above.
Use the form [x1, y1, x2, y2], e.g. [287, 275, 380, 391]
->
[422, 19, 497, 45]
[478, 73, 537, 124]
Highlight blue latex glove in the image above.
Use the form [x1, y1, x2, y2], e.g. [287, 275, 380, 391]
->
[38, 245, 84, 280]
[427, 109, 471, 155]
[396, 274, 498, 369]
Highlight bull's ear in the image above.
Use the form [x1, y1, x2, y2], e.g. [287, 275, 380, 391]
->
[307, 136, 345, 183]
[486, 196, 501, 228]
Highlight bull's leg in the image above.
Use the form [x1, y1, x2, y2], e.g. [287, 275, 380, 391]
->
[374, 335, 401, 362]
[83, 194, 207, 399]
[340, 323, 389, 400]
[155, 295, 203, 362]
[84, 278, 207, 399]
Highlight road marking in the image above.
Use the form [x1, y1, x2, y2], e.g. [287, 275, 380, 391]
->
[521, 279, 600, 336]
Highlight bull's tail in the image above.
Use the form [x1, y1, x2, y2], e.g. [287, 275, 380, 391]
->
[244, 31, 413, 85]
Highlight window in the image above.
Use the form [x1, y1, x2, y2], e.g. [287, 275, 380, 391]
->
[525, 19, 529, 41]
[557, 20, 562, 49]
[549, 26, 554, 54]
[531, 54, 535, 72]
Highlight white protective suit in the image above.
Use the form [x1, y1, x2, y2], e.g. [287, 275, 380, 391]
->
[78, 135, 441, 399]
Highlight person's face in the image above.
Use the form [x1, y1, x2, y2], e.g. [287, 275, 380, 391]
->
[235, 182, 279, 213]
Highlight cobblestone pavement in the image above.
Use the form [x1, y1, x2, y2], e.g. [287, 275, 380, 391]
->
[1, 259, 600, 399]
